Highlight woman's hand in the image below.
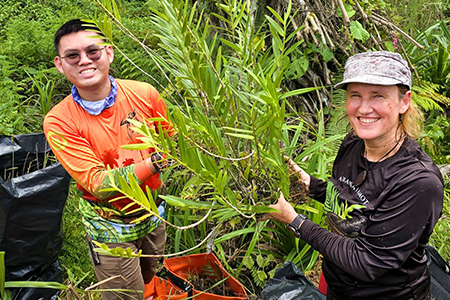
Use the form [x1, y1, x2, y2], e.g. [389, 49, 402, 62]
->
[285, 156, 310, 190]
[260, 156, 310, 224]
[259, 192, 298, 225]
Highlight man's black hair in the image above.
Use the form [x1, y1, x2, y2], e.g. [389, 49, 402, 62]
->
[54, 19, 105, 55]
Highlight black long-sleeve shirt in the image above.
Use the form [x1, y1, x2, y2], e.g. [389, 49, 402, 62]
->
[298, 134, 443, 300]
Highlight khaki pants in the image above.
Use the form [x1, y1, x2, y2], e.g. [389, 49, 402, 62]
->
[88, 223, 166, 300]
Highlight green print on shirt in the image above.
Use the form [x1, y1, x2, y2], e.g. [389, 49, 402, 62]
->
[79, 198, 159, 243]
[324, 181, 366, 219]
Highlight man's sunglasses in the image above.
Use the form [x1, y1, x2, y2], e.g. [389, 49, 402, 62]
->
[61, 47, 105, 65]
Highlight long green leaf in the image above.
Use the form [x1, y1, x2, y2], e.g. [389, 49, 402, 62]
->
[159, 195, 217, 209]
[214, 228, 256, 243]
[5, 281, 66, 290]
[235, 221, 264, 274]
[280, 87, 322, 99]
[127, 173, 151, 211]
[1, 252, 5, 300]
[265, 16, 285, 37]
[225, 133, 255, 140]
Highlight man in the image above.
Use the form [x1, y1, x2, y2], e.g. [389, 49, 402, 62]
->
[44, 19, 172, 300]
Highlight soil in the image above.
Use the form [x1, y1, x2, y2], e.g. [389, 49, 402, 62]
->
[187, 266, 239, 297]
[304, 255, 323, 288]
[189, 275, 236, 296]
[288, 170, 308, 204]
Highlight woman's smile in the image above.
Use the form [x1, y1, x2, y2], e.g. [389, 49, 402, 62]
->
[346, 82, 410, 147]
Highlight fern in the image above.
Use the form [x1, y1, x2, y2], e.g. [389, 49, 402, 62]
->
[324, 181, 339, 214]
[324, 182, 366, 219]
[327, 88, 349, 135]
[412, 81, 450, 112]
[0, 89, 31, 135]
[249, 265, 266, 288]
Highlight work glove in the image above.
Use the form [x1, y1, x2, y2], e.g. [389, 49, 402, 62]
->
[327, 212, 367, 239]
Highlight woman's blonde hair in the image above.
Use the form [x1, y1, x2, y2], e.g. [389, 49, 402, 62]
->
[398, 85, 423, 139]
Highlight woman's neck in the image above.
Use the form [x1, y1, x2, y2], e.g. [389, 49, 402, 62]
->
[364, 134, 405, 162]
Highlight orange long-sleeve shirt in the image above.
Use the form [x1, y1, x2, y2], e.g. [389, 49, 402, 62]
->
[44, 79, 171, 213]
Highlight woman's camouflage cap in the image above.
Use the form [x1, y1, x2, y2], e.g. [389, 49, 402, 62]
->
[334, 51, 411, 90]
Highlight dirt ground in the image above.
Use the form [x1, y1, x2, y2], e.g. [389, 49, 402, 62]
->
[304, 255, 323, 288]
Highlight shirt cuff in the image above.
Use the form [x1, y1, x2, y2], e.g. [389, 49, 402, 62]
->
[134, 160, 154, 182]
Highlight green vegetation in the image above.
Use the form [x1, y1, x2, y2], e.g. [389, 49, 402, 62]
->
[59, 186, 97, 289]
[0, 0, 449, 298]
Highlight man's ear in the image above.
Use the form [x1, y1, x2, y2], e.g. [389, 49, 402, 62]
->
[54, 56, 65, 74]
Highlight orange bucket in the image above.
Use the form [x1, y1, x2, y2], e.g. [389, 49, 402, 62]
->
[164, 253, 247, 300]
[144, 275, 189, 300]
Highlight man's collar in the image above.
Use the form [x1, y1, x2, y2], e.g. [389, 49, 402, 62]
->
[71, 75, 118, 115]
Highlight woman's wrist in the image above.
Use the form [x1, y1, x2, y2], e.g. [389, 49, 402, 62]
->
[287, 214, 308, 238]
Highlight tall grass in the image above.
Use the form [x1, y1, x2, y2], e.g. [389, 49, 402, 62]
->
[389, 0, 445, 35]
[59, 184, 97, 289]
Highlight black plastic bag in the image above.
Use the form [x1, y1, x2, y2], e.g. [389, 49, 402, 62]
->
[0, 133, 71, 299]
[9, 260, 63, 300]
[260, 261, 326, 300]
[426, 244, 450, 300]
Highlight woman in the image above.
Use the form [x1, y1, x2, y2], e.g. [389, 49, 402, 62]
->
[264, 51, 444, 300]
